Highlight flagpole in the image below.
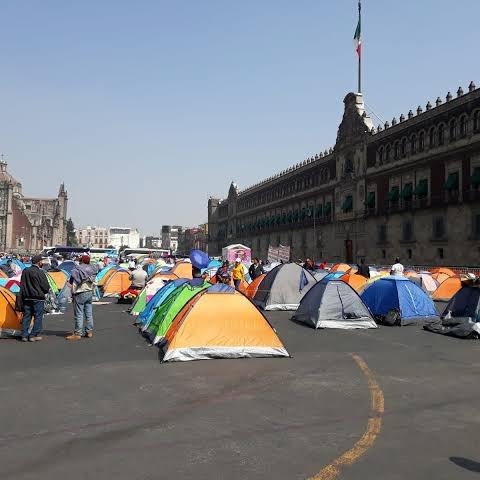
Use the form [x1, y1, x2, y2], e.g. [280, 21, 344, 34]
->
[358, 0, 362, 94]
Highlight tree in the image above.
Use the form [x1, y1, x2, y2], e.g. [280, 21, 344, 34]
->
[66, 218, 78, 246]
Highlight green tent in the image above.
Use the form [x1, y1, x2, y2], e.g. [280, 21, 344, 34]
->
[130, 288, 148, 316]
[147, 281, 210, 344]
[45, 272, 59, 295]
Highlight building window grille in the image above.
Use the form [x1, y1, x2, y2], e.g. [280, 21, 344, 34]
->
[438, 124, 445, 146]
[410, 135, 417, 154]
[394, 142, 399, 160]
[429, 127, 435, 147]
[433, 216, 446, 239]
[378, 147, 384, 163]
[401, 138, 407, 157]
[459, 116, 467, 137]
[449, 119, 457, 142]
[402, 220, 414, 242]
[474, 111, 480, 132]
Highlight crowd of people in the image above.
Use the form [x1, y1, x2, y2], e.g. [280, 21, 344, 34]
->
[11, 252, 153, 343]
[6, 248, 407, 343]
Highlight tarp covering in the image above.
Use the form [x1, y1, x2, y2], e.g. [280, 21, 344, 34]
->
[253, 263, 316, 311]
[361, 276, 439, 325]
[162, 287, 289, 362]
[292, 279, 377, 329]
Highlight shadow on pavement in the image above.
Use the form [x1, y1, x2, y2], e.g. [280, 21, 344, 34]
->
[450, 456, 480, 473]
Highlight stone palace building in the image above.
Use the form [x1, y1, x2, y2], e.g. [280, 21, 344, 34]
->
[0, 160, 68, 253]
[208, 81, 480, 266]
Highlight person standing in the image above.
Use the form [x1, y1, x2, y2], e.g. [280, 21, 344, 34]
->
[232, 258, 245, 290]
[357, 258, 370, 278]
[16, 255, 51, 342]
[66, 255, 98, 341]
[390, 257, 404, 276]
[249, 258, 264, 280]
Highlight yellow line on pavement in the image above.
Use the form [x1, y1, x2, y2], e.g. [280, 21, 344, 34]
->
[308, 353, 385, 480]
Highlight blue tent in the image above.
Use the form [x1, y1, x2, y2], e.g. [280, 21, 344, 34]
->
[361, 276, 439, 325]
[137, 279, 189, 329]
[322, 272, 345, 281]
[59, 260, 76, 275]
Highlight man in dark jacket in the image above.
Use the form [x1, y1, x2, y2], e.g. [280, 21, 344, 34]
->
[16, 255, 50, 342]
[357, 258, 370, 279]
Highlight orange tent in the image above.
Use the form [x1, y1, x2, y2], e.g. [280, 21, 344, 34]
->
[162, 286, 289, 362]
[405, 270, 419, 278]
[432, 267, 456, 284]
[154, 262, 193, 281]
[98, 268, 118, 287]
[330, 263, 352, 273]
[0, 270, 7, 279]
[432, 276, 462, 301]
[341, 273, 368, 292]
[246, 274, 266, 299]
[49, 270, 68, 290]
[102, 270, 131, 297]
[0, 287, 22, 337]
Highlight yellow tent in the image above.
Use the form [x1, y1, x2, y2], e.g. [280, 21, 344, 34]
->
[162, 285, 289, 362]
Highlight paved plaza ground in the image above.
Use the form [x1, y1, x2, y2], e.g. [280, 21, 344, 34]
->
[1, 302, 480, 479]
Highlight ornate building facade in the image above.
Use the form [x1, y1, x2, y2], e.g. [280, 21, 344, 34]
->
[0, 161, 68, 253]
[208, 82, 480, 266]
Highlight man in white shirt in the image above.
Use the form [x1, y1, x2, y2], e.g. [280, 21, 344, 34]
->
[390, 257, 404, 276]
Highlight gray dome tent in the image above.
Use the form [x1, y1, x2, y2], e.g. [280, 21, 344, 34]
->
[424, 283, 480, 338]
[292, 279, 377, 329]
[253, 263, 316, 311]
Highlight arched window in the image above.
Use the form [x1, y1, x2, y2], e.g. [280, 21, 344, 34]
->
[419, 131, 425, 152]
[459, 115, 467, 137]
[438, 124, 445, 146]
[378, 147, 384, 164]
[410, 135, 417, 154]
[401, 138, 407, 157]
[449, 119, 457, 142]
[394, 141, 399, 160]
[474, 111, 480, 132]
[386, 145, 391, 162]
[429, 127, 435, 147]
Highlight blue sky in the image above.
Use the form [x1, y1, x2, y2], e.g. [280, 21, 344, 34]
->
[0, 0, 478, 235]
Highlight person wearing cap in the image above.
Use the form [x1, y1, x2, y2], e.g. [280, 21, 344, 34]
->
[232, 258, 245, 290]
[16, 255, 51, 342]
[66, 255, 99, 341]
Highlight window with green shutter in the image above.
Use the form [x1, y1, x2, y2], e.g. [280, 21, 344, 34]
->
[470, 167, 480, 188]
[341, 195, 353, 213]
[388, 186, 400, 201]
[414, 179, 428, 198]
[365, 192, 376, 208]
[401, 183, 413, 200]
[444, 172, 459, 191]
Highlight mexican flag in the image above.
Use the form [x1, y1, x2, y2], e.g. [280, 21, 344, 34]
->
[353, 5, 361, 57]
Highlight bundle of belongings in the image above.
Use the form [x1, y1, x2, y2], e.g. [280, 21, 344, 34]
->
[424, 278, 480, 339]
